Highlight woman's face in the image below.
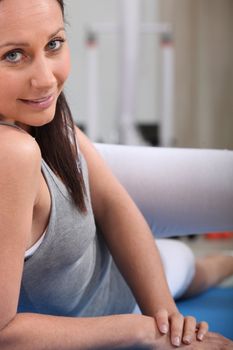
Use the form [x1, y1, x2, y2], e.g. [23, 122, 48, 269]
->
[0, 0, 70, 128]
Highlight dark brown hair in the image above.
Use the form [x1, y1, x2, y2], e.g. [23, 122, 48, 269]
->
[33, 0, 87, 212]
[32, 93, 87, 212]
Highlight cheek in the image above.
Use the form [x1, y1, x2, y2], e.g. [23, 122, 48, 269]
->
[0, 78, 17, 117]
[58, 49, 71, 84]
[0, 72, 19, 100]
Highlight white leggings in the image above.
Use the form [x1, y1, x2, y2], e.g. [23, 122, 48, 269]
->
[132, 238, 195, 313]
[96, 144, 233, 237]
[156, 239, 195, 299]
[96, 144, 233, 299]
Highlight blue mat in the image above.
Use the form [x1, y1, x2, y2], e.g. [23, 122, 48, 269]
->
[177, 287, 233, 340]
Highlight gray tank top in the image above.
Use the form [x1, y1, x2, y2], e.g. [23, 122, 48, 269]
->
[0, 121, 135, 316]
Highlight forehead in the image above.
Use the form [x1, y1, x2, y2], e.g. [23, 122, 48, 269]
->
[0, 0, 63, 40]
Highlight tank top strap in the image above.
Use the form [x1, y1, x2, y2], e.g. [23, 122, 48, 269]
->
[0, 121, 27, 133]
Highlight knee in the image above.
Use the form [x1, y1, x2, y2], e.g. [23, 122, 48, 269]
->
[157, 239, 195, 299]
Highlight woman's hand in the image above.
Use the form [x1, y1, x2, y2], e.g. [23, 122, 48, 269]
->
[154, 309, 208, 346]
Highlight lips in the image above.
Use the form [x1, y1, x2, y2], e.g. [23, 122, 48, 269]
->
[28, 96, 51, 102]
[19, 94, 55, 110]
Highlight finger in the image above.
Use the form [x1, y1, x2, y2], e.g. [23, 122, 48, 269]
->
[170, 312, 184, 347]
[182, 316, 196, 345]
[155, 309, 169, 334]
[196, 321, 209, 341]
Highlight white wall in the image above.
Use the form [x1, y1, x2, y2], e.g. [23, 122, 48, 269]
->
[65, 0, 161, 143]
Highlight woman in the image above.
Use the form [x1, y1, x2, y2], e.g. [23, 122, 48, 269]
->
[0, 1, 232, 349]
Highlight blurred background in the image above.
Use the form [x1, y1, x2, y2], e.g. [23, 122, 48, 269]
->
[65, 0, 233, 149]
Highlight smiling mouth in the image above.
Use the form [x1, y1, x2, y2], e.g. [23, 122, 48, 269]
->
[19, 95, 55, 109]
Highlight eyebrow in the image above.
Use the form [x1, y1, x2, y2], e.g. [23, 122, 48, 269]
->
[0, 27, 65, 49]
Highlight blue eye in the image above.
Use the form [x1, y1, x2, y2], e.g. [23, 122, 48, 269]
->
[5, 51, 23, 63]
[47, 39, 65, 51]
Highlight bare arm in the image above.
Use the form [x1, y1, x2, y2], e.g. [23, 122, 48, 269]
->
[2, 315, 232, 350]
[0, 132, 40, 331]
[0, 313, 162, 350]
[76, 129, 175, 314]
[76, 128, 208, 346]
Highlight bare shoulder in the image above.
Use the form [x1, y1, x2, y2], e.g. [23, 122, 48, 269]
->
[0, 127, 41, 175]
[74, 126, 127, 217]
[74, 126, 103, 163]
[74, 126, 92, 152]
[0, 127, 42, 204]
[74, 125, 118, 181]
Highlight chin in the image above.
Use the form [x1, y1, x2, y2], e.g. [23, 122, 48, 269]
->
[31, 109, 56, 127]
[34, 117, 55, 127]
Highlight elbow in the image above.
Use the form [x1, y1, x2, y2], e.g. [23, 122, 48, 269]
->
[0, 314, 20, 349]
[0, 312, 16, 332]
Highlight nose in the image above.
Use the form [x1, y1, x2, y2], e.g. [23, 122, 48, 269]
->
[30, 57, 56, 90]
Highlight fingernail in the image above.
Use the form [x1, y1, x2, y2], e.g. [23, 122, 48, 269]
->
[183, 336, 192, 344]
[160, 324, 168, 333]
[173, 336, 180, 346]
[197, 333, 204, 341]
